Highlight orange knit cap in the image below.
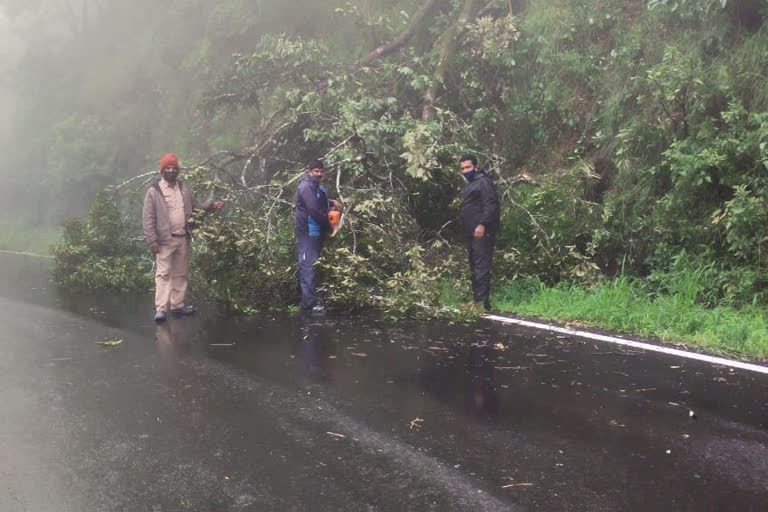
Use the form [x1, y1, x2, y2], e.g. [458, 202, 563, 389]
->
[159, 153, 180, 171]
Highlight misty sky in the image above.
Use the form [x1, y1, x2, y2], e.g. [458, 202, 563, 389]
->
[0, 8, 20, 146]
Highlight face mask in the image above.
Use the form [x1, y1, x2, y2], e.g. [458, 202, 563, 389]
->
[162, 170, 179, 182]
[462, 170, 477, 182]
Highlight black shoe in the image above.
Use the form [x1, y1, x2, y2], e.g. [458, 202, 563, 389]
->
[483, 301, 492, 312]
[171, 305, 196, 316]
[154, 311, 167, 323]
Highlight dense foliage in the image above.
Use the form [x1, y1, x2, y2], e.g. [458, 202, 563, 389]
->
[2, 0, 767, 316]
[52, 191, 152, 290]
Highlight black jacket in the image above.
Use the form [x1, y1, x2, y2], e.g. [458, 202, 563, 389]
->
[461, 171, 500, 237]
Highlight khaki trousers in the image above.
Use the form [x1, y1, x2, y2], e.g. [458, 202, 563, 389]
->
[155, 236, 190, 312]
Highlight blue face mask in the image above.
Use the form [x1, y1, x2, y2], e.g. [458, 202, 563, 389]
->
[462, 170, 477, 182]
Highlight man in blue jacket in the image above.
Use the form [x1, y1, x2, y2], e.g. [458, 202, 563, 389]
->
[294, 159, 341, 313]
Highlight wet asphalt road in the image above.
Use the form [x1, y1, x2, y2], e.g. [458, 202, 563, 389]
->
[1, 254, 767, 511]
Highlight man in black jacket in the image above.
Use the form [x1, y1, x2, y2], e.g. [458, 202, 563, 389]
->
[459, 154, 500, 311]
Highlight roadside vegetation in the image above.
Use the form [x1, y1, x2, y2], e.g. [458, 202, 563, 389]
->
[491, 277, 768, 360]
[0, 221, 60, 255]
[2, 0, 767, 358]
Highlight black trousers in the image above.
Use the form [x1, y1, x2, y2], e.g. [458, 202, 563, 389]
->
[467, 231, 496, 306]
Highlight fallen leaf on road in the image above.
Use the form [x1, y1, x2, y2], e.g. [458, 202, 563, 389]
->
[409, 417, 424, 430]
[502, 483, 534, 489]
[351, 353, 368, 358]
[326, 432, 346, 438]
[97, 339, 123, 347]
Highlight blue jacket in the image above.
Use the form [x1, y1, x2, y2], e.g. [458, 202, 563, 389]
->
[294, 174, 330, 237]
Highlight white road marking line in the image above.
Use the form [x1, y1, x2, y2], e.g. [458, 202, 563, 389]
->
[484, 314, 768, 375]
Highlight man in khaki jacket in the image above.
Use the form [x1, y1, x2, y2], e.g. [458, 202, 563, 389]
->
[142, 153, 223, 322]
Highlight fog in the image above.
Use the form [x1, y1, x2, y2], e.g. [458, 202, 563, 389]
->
[0, 0, 360, 227]
[0, 8, 20, 170]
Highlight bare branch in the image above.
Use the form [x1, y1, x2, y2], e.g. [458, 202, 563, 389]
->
[108, 171, 157, 196]
[326, 155, 366, 170]
[508, 196, 552, 254]
[490, 167, 549, 252]
[326, 134, 357, 157]
[240, 153, 258, 188]
[336, 158, 346, 207]
[351, 0, 439, 71]
[241, 118, 296, 187]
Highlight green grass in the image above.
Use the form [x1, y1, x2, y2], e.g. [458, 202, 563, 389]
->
[490, 276, 768, 361]
[0, 221, 61, 255]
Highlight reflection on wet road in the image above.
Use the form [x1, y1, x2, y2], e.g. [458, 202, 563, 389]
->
[1, 254, 766, 511]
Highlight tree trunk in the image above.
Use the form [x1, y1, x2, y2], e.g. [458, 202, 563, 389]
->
[422, 0, 481, 120]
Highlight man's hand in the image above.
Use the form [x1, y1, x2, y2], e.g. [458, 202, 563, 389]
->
[473, 224, 486, 239]
[330, 199, 342, 210]
[212, 200, 224, 210]
[151, 243, 160, 254]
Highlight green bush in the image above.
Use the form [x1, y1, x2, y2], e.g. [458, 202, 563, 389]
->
[52, 191, 153, 291]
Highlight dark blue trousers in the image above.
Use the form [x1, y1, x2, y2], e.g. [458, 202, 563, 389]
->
[297, 235, 324, 309]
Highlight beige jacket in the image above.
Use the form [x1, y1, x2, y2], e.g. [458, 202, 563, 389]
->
[142, 179, 213, 245]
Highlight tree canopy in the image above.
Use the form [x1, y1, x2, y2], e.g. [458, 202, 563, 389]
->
[2, 0, 767, 314]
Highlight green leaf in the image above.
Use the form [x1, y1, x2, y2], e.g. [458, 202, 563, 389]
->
[97, 339, 123, 347]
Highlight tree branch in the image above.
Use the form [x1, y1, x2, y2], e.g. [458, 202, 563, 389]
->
[108, 171, 157, 196]
[508, 196, 552, 254]
[241, 118, 295, 187]
[351, 0, 439, 72]
[476, 0, 499, 19]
